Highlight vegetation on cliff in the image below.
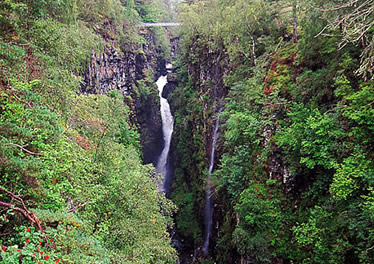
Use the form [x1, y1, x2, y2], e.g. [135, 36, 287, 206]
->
[0, 0, 177, 263]
[171, 0, 374, 263]
[2, 0, 374, 263]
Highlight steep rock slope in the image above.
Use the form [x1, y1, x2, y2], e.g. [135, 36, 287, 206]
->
[169, 41, 230, 259]
[81, 30, 167, 165]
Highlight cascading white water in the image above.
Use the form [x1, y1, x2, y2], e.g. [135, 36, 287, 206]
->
[156, 65, 174, 194]
[202, 107, 222, 255]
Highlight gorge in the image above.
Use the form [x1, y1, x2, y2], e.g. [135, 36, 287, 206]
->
[1, 0, 374, 264]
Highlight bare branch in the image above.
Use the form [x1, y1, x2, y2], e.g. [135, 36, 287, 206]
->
[10, 90, 33, 108]
[6, 142, 41, 156]
[312, 0, 374, 79]
[67, 200, 96, 213]
[0, 188, 44, 233]
[310, 0, 360, 12]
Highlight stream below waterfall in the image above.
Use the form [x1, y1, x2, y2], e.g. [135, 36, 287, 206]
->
[156, 64, 174, 196]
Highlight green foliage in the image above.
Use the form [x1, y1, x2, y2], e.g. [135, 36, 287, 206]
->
[32, 19, 104, 74]
[276, 103, 345, 171]
[217, 110, 262, 199]
[172, 176, 202, 242]
[225, 111, 261, 147]
[0, 226, 64, 264]
[0, 42, 26, 73]
[0, 81, 60, 197]
[340, 82, 374, 143]
[233, 182, 289, 263]
[292, 206, 350, 264]
[0, 0, 178, 262]
[219, 0, 278, 64]
[154, 27, 172, 59]
[135, 0, 165, 23]
[330, 150, 373, 200]
[180, 0, 278, 62]
[0, 84, 177, 263]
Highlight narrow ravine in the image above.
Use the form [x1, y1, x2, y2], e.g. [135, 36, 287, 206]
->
[156, 64, 174, 196]
[202, 105, 222, 255]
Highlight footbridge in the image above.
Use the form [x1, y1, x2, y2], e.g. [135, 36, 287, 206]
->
[139, 22, 182, 27]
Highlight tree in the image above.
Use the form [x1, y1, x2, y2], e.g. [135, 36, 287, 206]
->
[313, 0, 374, 79]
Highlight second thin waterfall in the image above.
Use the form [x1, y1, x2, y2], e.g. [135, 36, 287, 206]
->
[202, 106, 222, 255]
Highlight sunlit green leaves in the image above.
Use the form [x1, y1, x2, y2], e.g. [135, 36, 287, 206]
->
[276, 103, 344, 170]
[330, 150, 373, 200]
[32, 19, 104, 74]
[292, 205, 350, 264]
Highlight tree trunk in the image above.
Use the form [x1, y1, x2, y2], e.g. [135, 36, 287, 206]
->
[293, 1, 298, 43]
[251, 34, 256, 66]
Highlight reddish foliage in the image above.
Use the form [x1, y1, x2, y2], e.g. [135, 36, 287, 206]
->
[264, 50, 298, 96]
[24, 50, 44, 81]
[264, 84, 278, 96]
[264, 60, 279, 95]
[271, 60, 278, 71]
[74, 136, 92, 150]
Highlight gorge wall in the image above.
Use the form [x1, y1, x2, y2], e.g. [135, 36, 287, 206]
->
[168, 1, 374, 263]
[81, 29, 168, 165]
[170, 38, 314, 264]
[169, 42, 233, 261]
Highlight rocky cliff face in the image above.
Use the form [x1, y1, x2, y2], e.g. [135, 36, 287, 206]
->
[263, 124, 295, 194]
[162, 37, 179, 105]
[186, 44, 230, 149]
[172, 40, 297, 262]
[170, 37, 180, 60]
[162, 72, 178, 99]
[81, 47, 136, 96]
[81, 30, 166, 165]
[169, 42, 231, 261]
[81, 31, 164, 94]
[187, 46, 229, 100]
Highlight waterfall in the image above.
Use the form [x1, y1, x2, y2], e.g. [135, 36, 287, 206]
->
[202, 106, 222, 255]
[156, 64, 174, 195]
